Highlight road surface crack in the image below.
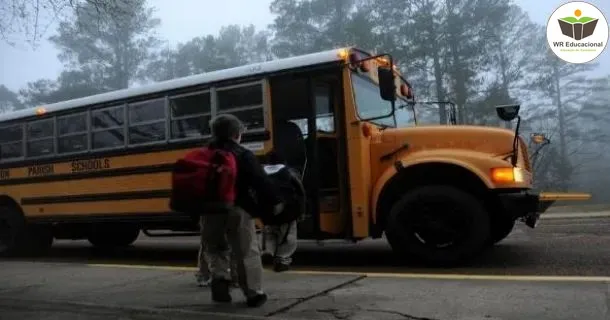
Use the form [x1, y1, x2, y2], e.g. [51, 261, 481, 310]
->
[315, 308, 439, 320]
[264, 275, 366, 317]
[362, 308, 439, 320]
[315, 308, 353, 319]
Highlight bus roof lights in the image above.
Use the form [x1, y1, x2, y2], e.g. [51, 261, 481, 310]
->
[376, 57, 390, 67]
[35, 107, 47, 116]
[348, 51, 372, 73]
[349, 52, 362, 64]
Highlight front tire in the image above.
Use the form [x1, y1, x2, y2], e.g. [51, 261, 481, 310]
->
[385, 185, 491, 266]
[488, 217, 516, 246]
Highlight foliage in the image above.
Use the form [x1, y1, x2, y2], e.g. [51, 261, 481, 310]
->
[1, 0, 140, 47]
[18, 0, 161, 106]
[0, 85, 23, 113]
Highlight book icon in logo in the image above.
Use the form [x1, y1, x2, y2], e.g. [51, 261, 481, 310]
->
[558, 9, 599, 40]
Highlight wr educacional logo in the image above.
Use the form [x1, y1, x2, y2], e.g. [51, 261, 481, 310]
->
[557, 8, 598, 40]
[546, 1, 609, 64]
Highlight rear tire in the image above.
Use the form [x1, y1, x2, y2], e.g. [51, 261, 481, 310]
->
[88, 225, 140, 249]
[0, 205, 53, 257]
[385, 185, 490, 266]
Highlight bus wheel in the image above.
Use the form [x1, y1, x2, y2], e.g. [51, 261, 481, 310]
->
[0, 205, 53, 256]
[88, 225, 140, 249]
[487, 217, 516, 246]
[385, 185, 490, 266]
[0, 204, 26, 256]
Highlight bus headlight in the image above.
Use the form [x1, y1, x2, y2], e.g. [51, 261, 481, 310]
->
[491, 167, 524, 184]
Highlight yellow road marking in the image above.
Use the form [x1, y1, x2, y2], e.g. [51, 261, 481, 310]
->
[87, 263, 610, 282]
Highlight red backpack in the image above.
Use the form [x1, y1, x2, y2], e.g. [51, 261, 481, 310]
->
[169, 146, 238, 215]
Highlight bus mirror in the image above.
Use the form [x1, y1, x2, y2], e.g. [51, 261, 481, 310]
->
[495, 104, 520, 121]
[378, 66, 396, 102]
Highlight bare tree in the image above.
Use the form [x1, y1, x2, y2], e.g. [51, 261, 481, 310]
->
[0, 0, 139, 47]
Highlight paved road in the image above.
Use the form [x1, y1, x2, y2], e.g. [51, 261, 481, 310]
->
[8, 215, 610, 277]
[1, 215, 609, 320]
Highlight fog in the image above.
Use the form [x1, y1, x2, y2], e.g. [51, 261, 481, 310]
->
[1, 0, 609, 204]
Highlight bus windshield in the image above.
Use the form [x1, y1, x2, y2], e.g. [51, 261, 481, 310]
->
[394, 103, 416, 127]
[351, 72, 396, 128]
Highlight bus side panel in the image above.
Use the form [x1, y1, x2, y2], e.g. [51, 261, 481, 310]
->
[1, 144, 280, 220]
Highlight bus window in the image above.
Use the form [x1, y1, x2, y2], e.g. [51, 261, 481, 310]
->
[351, 73, 395, 127]
[394, 100, 416, 127]
[27, 118, 54, 157]
[216, 83, 265, 131]
[57, 112, 88, 154]
[0, 124, 24, 160]
[91, 105, 125, 150]
[288, 85, 336, 137]
[128, 98, 166, 145]
[314, 84, 335, 133]
[169, 91, 212, 139]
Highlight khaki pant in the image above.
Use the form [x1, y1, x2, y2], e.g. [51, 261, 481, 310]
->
[197, 217, 238, 283]
[261, 220, 298, 265]
[201, 207, 264, 298]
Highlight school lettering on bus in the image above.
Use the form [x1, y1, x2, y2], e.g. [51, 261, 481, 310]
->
[28, 164, 54, 177]
[0, 169, 9, 180]
[71, 158, 111, 173]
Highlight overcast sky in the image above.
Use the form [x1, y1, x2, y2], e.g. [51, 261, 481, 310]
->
[0, 0, 608, 93]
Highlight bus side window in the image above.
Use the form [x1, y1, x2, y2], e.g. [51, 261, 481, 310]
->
[57, 112, 88, 154]
[128, 98, 166, 145]
[216, 82, 265, 132]
[91, 105, 125, 150]
[27, 118, 54, 157]
[169, 91, 212, 139]
[0, 124, 24, 160]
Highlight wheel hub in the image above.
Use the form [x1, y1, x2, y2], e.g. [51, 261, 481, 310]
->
[407, 199, 470, 248]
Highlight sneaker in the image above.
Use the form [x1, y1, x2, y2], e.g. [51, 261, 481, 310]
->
[211, 278, 232, 303]
[195, 274, 211, 287]
[273, 261, 290, 272]
[261, 254, 274, 265]
[246, 292, 268, 307]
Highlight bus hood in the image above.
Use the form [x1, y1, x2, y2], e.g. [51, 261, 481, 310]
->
[378, 125, 526, 164]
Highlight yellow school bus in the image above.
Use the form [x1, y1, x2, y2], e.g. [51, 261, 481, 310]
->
[0, 47, 590, 264]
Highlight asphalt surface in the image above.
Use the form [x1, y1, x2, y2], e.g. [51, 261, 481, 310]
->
[8, 215, 610, 277]
[0, 214, 609, 320]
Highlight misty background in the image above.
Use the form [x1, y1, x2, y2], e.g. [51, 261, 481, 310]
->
[0, 0, 609, 205]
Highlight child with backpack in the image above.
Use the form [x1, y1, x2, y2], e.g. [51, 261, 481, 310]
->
[258, 164, 305, 272]
[170, 114, 283, 308]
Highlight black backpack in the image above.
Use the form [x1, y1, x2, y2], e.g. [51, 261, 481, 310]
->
[252, 164, 306, 226]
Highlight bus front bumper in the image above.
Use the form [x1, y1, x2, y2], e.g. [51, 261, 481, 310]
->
[497, 191, 591, 228]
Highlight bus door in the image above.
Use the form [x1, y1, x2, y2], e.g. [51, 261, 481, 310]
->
[268, 70, 350, 239]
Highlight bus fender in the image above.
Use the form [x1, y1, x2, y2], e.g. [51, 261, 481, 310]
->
[370, 154, 494, 225]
